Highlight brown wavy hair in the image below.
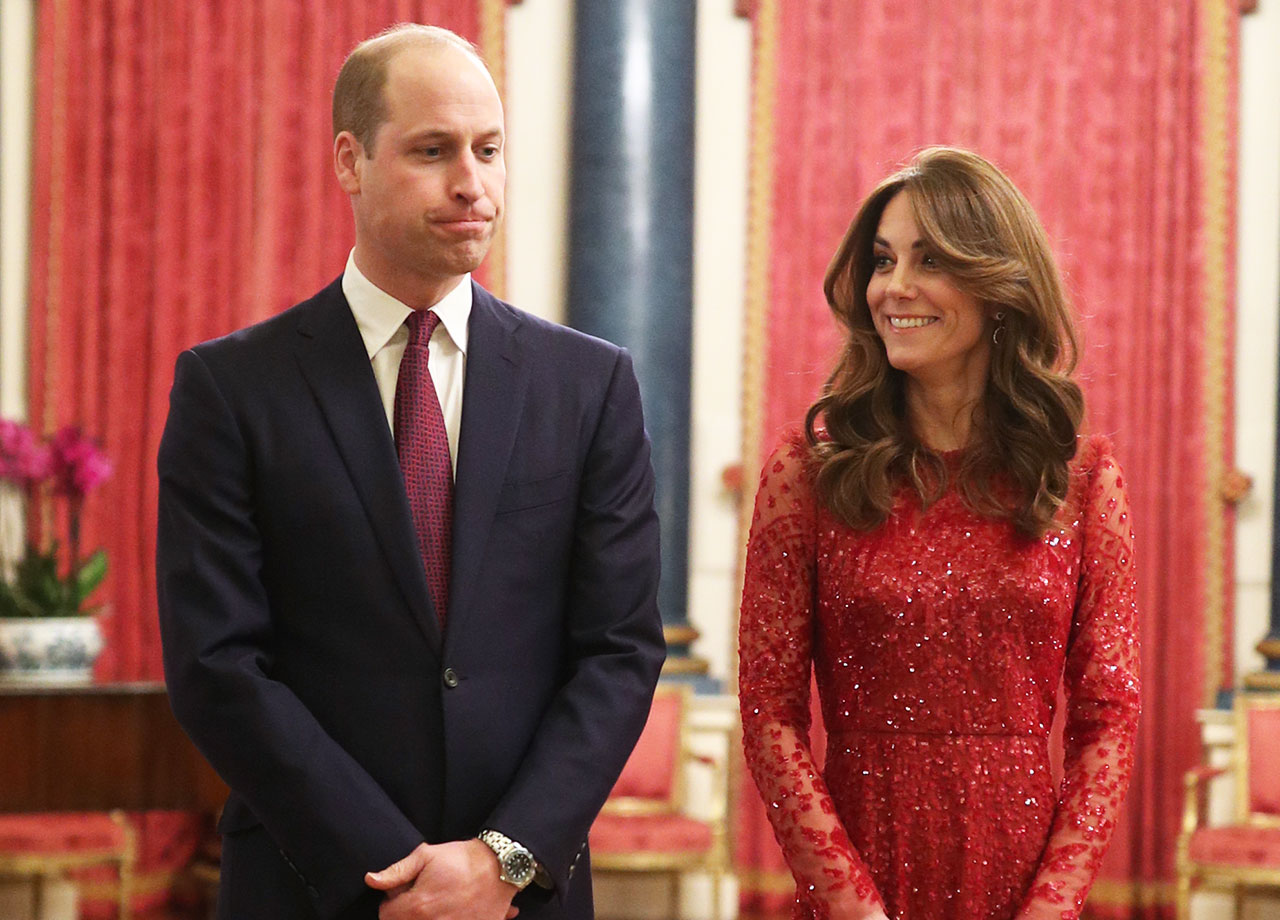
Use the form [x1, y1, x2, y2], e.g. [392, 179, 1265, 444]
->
[804, 147, 1084, 538]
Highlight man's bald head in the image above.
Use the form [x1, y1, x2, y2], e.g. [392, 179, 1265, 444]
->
[332, 23, 493, 155]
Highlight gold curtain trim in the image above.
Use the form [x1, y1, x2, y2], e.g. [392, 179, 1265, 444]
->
[736, 865, 796, 894]
[37, 0, 70, 538]
[74, 867, 182, 900]
[42, 0, 67, 437]
[734, 0, 780, 694]
[1197, 0, 1236, 708]
[479, 0, 508, 300]
[1085, 879, 1176, 908]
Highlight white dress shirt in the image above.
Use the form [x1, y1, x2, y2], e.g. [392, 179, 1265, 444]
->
[342, 250, 470, 477]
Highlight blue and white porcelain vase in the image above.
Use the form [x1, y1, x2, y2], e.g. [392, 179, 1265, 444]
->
[0, 614, 104, 683]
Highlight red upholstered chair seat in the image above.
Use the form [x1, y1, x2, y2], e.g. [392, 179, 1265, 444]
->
[0, 814, 130, 855]
[1187, 826, 1280, 868]
[1177, 695, 1280, 920]
[590, 813, 715, 856]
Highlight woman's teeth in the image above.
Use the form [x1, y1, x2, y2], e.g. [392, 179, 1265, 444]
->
[889, 316, 937, 329]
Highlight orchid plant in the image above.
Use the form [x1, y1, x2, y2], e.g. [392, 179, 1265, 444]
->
[0, 419, 112, 618]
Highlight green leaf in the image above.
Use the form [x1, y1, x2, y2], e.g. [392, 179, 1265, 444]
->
[75, 549, 108, 602]
[1, 540, 107, 617]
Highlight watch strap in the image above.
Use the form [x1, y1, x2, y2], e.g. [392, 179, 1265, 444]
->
[478, 828, 538, 890]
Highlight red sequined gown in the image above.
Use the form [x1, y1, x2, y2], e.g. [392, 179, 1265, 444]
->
[739, 435, 1140, 920]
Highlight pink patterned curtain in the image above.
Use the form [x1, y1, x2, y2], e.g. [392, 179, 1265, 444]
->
[735, 1, 1238, 916]
[28, 0, 505, 682]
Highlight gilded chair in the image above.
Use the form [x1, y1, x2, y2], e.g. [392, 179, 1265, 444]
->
[589, 684, 732, 920]
[0, 810, 136, 919]
[1176, 692, 1280, 919]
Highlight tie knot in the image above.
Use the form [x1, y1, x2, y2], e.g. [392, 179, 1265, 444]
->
[406, 309, 442, 347]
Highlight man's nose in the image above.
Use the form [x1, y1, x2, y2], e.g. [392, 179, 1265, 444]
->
[451, 153, 485, 202]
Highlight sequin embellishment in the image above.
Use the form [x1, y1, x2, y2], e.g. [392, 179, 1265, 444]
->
[738, 435, 1140, 920]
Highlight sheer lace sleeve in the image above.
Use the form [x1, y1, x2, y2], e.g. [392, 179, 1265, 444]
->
[1018, 439, 1141, 919]
[738, 439, 886, 920]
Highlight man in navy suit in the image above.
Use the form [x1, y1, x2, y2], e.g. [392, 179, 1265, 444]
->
[157, 24, 664, 920]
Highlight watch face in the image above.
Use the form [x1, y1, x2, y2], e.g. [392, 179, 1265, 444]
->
[504, 849, 535, 885]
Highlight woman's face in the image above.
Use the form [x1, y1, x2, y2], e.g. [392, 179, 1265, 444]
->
[865, 191, 991, 389]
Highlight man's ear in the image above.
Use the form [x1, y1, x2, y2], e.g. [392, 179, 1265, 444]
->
[334, 131, 363, 194]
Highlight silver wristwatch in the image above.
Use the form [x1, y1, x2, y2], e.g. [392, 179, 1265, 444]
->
[478, 829, 537, 890]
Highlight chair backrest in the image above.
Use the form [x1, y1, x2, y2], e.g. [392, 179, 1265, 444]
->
[1235, 692, 1280, 825]
[601, 684, 689, 815]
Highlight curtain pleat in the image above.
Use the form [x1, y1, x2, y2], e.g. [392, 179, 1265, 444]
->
[737, 1, 1238, 916]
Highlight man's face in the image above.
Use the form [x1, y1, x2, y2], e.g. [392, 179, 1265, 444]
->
[337, 44, 505, 302]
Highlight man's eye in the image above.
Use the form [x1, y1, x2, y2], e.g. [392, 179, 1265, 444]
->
[415, 147, 442, 157]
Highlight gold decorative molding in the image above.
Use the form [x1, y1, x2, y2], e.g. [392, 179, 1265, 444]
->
[1220, 468, 1253, 504]
[1196, 0, 1236, 708]
[479, 0, 509, 299]
[37, 0, 70, 540]
[1244, 670, 1280, 691]
[664, 623, 701, 646]
[735, 866, 797, 894]
[661, 656, 710, 676]
[1085, 879, 1176, 908]
[661, 624, 709, 674]
[1257, 636, 1280, 659]
[734, 0, 779, 693]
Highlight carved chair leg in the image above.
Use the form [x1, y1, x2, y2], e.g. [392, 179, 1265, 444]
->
[710, 871, 722, 920]
[1175, 872, 1192, 920]
[1233, 883, 1245, 919]
[31, 874, 44, 920]
[118, 856, 131, 920]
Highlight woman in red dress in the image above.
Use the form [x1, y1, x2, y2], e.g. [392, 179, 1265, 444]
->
[738, 147, 1139, 920]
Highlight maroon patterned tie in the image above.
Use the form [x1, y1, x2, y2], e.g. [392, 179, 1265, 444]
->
[394, 310, 452, 625]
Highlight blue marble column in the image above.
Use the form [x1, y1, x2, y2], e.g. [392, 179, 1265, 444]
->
[566, 0, 700, 670]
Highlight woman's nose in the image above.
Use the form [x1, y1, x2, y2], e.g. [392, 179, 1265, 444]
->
[885, 264, 915, 298]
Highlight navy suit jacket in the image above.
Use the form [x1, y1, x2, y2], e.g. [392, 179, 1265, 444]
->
[157, 278, 665, 920]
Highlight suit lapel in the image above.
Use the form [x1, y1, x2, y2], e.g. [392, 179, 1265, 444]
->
[449, 283, 528, 635]
[293, 280, 443, 655]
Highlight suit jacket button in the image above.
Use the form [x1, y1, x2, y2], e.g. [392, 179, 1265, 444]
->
[443, 667, 460, 688]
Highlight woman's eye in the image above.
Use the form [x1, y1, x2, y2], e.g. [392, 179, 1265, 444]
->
[872, 255, 893, 271]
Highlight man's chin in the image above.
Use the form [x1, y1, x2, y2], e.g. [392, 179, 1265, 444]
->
[419, 243, 493, 280]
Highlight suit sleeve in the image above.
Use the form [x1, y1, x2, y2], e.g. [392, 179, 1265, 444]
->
[156, 348, 423, 919]
[483, 347, 666, 899]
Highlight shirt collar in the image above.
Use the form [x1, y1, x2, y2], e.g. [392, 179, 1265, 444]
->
[342, 250, 472, 358]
